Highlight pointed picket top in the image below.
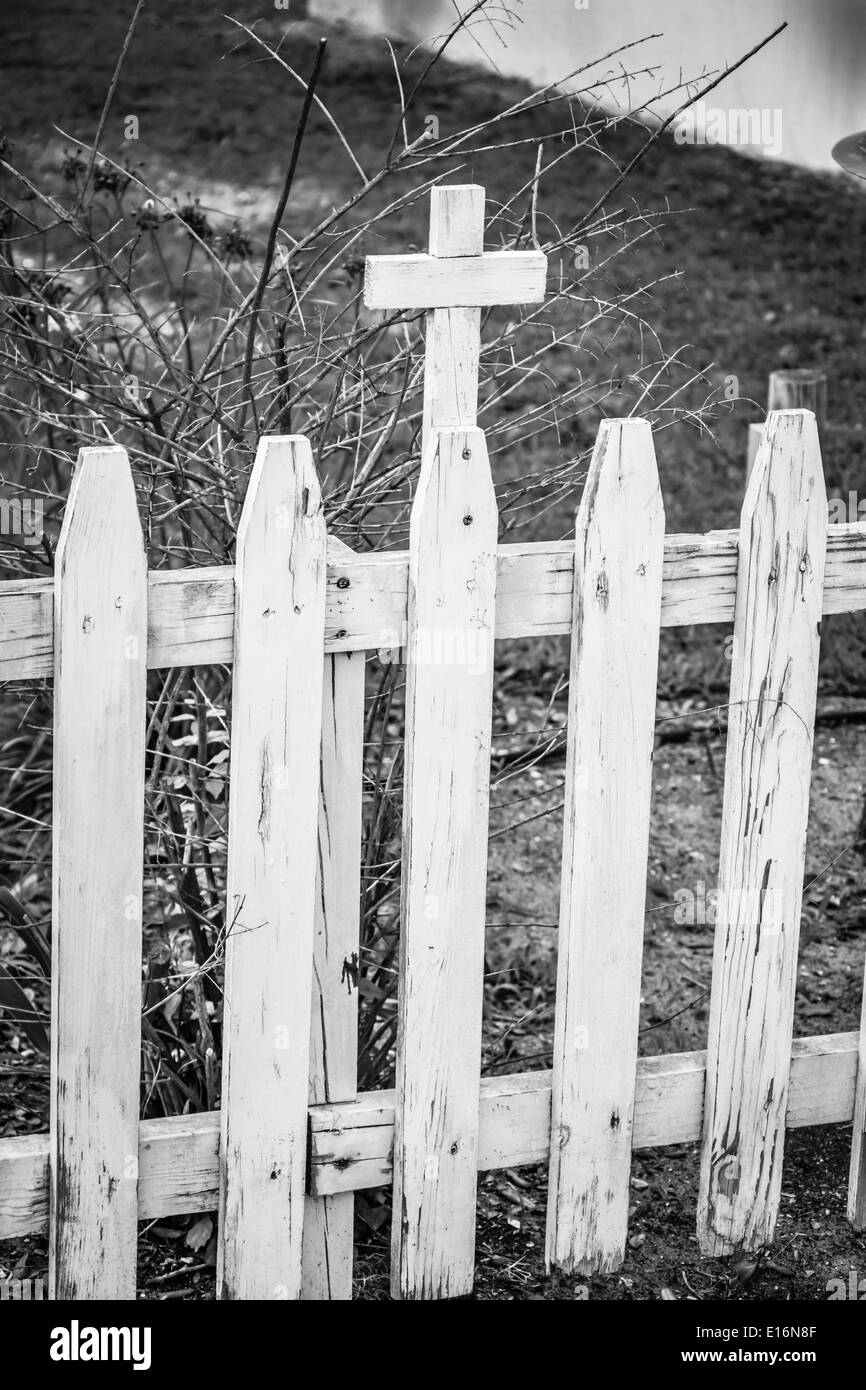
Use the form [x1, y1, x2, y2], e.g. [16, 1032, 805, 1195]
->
[575, 417, 662, 543]
[235, 433, 325, 570]
[698, 409, 826, 1255]
[219, 433, 327, 1300]
[744, 407, 827, 519]
[56, 445, 143, 575]
[546, 417, 665, 1276]
[51, 443, 146, 1299]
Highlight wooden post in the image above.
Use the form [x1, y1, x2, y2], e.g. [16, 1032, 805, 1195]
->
[50, 446, 146, 1300]
[218, 435, 326, 1300]
[391, 426, 497, 1300]
[747, 369, 827, 478]
[301, 540, 365, 1301]
[365, 186, 546, 1298]
[768, 369, 828, 424]
[546, 420, 665, 1275]
[699, 410, 826, 1255]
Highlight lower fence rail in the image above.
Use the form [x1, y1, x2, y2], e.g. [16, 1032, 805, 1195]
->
[0, 1032, 858, 1242]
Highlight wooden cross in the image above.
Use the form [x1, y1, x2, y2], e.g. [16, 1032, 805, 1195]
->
[364, 183, 547, 455]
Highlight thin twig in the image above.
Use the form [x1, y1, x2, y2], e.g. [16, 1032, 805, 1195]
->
[77, 0, 147, 213]
[236, 37, 328, 436]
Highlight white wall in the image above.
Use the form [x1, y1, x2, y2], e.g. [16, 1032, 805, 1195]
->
[310, 0, 866, 171]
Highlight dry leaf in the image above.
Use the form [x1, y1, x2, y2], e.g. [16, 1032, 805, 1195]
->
[185, 1215, 214, 1252]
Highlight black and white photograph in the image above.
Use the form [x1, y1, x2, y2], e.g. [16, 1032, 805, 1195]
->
[0, 0, 865, 1349]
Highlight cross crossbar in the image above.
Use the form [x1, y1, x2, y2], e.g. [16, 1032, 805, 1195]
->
[364, 248, 547, 309]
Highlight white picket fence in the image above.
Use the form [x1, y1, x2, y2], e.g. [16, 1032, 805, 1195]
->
[0, 185, 864, 1299]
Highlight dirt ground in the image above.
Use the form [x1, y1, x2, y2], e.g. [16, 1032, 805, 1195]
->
[2, 0, 866, 1300]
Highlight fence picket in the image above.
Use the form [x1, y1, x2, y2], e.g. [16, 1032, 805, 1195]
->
[392, 425, 497, 1300]
[50, 446, 146, 1299]
[218, 435, 326, 1300]
[302, 567, 365, 1299]
[847, 951, 866, 1228]
[545, 419, 665, 1275]
[697, 410, 826, 1254]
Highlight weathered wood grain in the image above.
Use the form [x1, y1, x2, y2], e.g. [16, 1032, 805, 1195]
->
[301, 594, 365, 1300]
[546, 419, 665, 1276]
[392, 426, 497, 1300]
[311, 1032, 859, 1195]
[309, 1034, 861, 1195]
[3, 525, 866, 677]
[50, 446, 146, 1299]
[697, 411, 827, 1255]
[847, 950, 866, 1228]
[0, 1034, 857, 1236]
[218, 436, 326, 1300]
[419, 185, 485, 455]
[364, 248, 547, 309]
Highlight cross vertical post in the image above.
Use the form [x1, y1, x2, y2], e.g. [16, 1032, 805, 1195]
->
[364, 182, 547, 461]
[364, 182, 546, 669]
[421, 184, 484, 450]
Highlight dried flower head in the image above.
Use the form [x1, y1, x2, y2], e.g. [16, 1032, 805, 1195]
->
[93, 161, 131, 196]
[134, 198, 163, 232]
[221, 219, 253, 261]
[176, 197, 213, 243]
[60, 149, 86, 181]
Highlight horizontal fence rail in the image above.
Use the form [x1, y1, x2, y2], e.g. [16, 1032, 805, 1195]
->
[3, 524, 866, 678]
[0, 1033, 858, 1239]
